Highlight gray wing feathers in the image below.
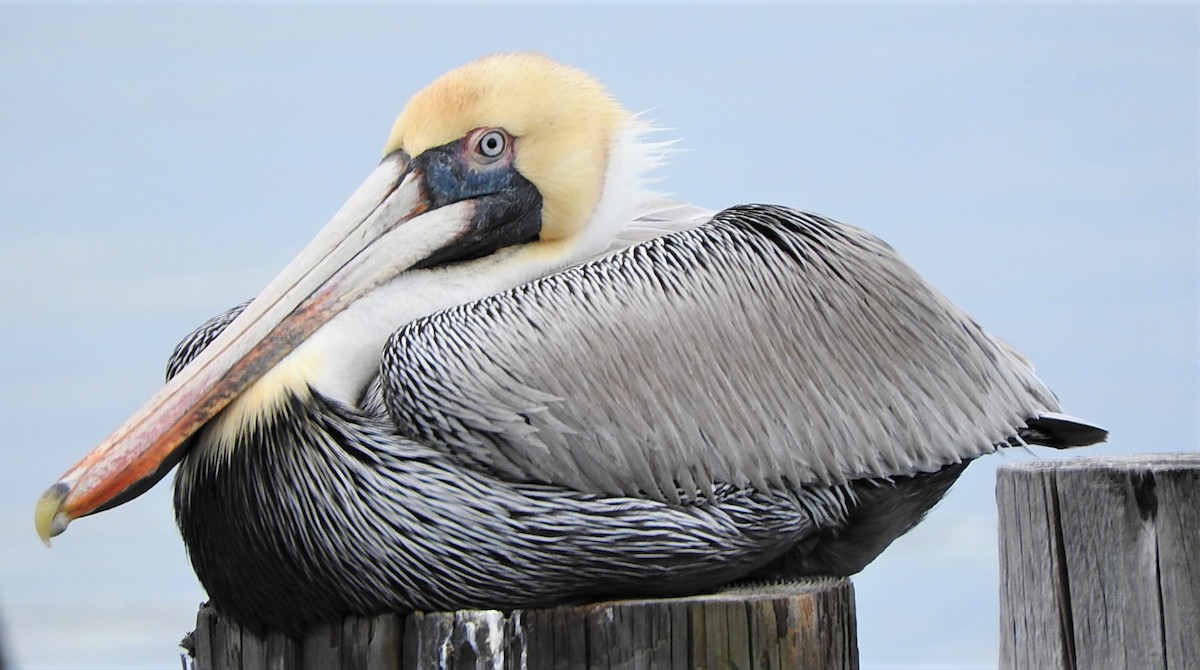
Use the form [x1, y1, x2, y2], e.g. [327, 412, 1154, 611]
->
[383, 205, 1061, 499]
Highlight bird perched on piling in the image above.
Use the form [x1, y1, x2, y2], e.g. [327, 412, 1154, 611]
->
[36, 53, 1106, 636]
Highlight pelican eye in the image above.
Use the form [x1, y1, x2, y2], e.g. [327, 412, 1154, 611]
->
[475, 130, 506, 159]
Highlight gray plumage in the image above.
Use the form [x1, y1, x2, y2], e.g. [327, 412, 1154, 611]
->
[168, 204, 1105, 636]
[385, 205, 1065, 497]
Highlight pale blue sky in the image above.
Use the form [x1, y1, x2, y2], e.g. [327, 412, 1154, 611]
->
[1, 4, 1196, 668]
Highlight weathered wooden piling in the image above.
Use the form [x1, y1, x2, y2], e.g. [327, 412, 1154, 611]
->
[183, 578, 858, 670]
[997, 453, 1199, 669]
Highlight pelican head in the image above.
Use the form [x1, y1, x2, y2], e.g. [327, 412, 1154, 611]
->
[36, 53, 658, 543]
[389, 52, 628, 242]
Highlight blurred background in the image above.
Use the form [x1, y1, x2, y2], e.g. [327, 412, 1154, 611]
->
[1, 3, 1196, 669]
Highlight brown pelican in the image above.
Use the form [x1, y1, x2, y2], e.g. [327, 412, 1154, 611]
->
[35, 53, 1105, 636]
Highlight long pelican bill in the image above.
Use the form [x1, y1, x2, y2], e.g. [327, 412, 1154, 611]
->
[35, 153, 489, 545]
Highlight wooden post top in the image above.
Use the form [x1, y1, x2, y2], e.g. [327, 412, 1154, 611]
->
[997, 451, 1198, 670]
[186, 577, 859, 670]
[999, 452, 1200, 472]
